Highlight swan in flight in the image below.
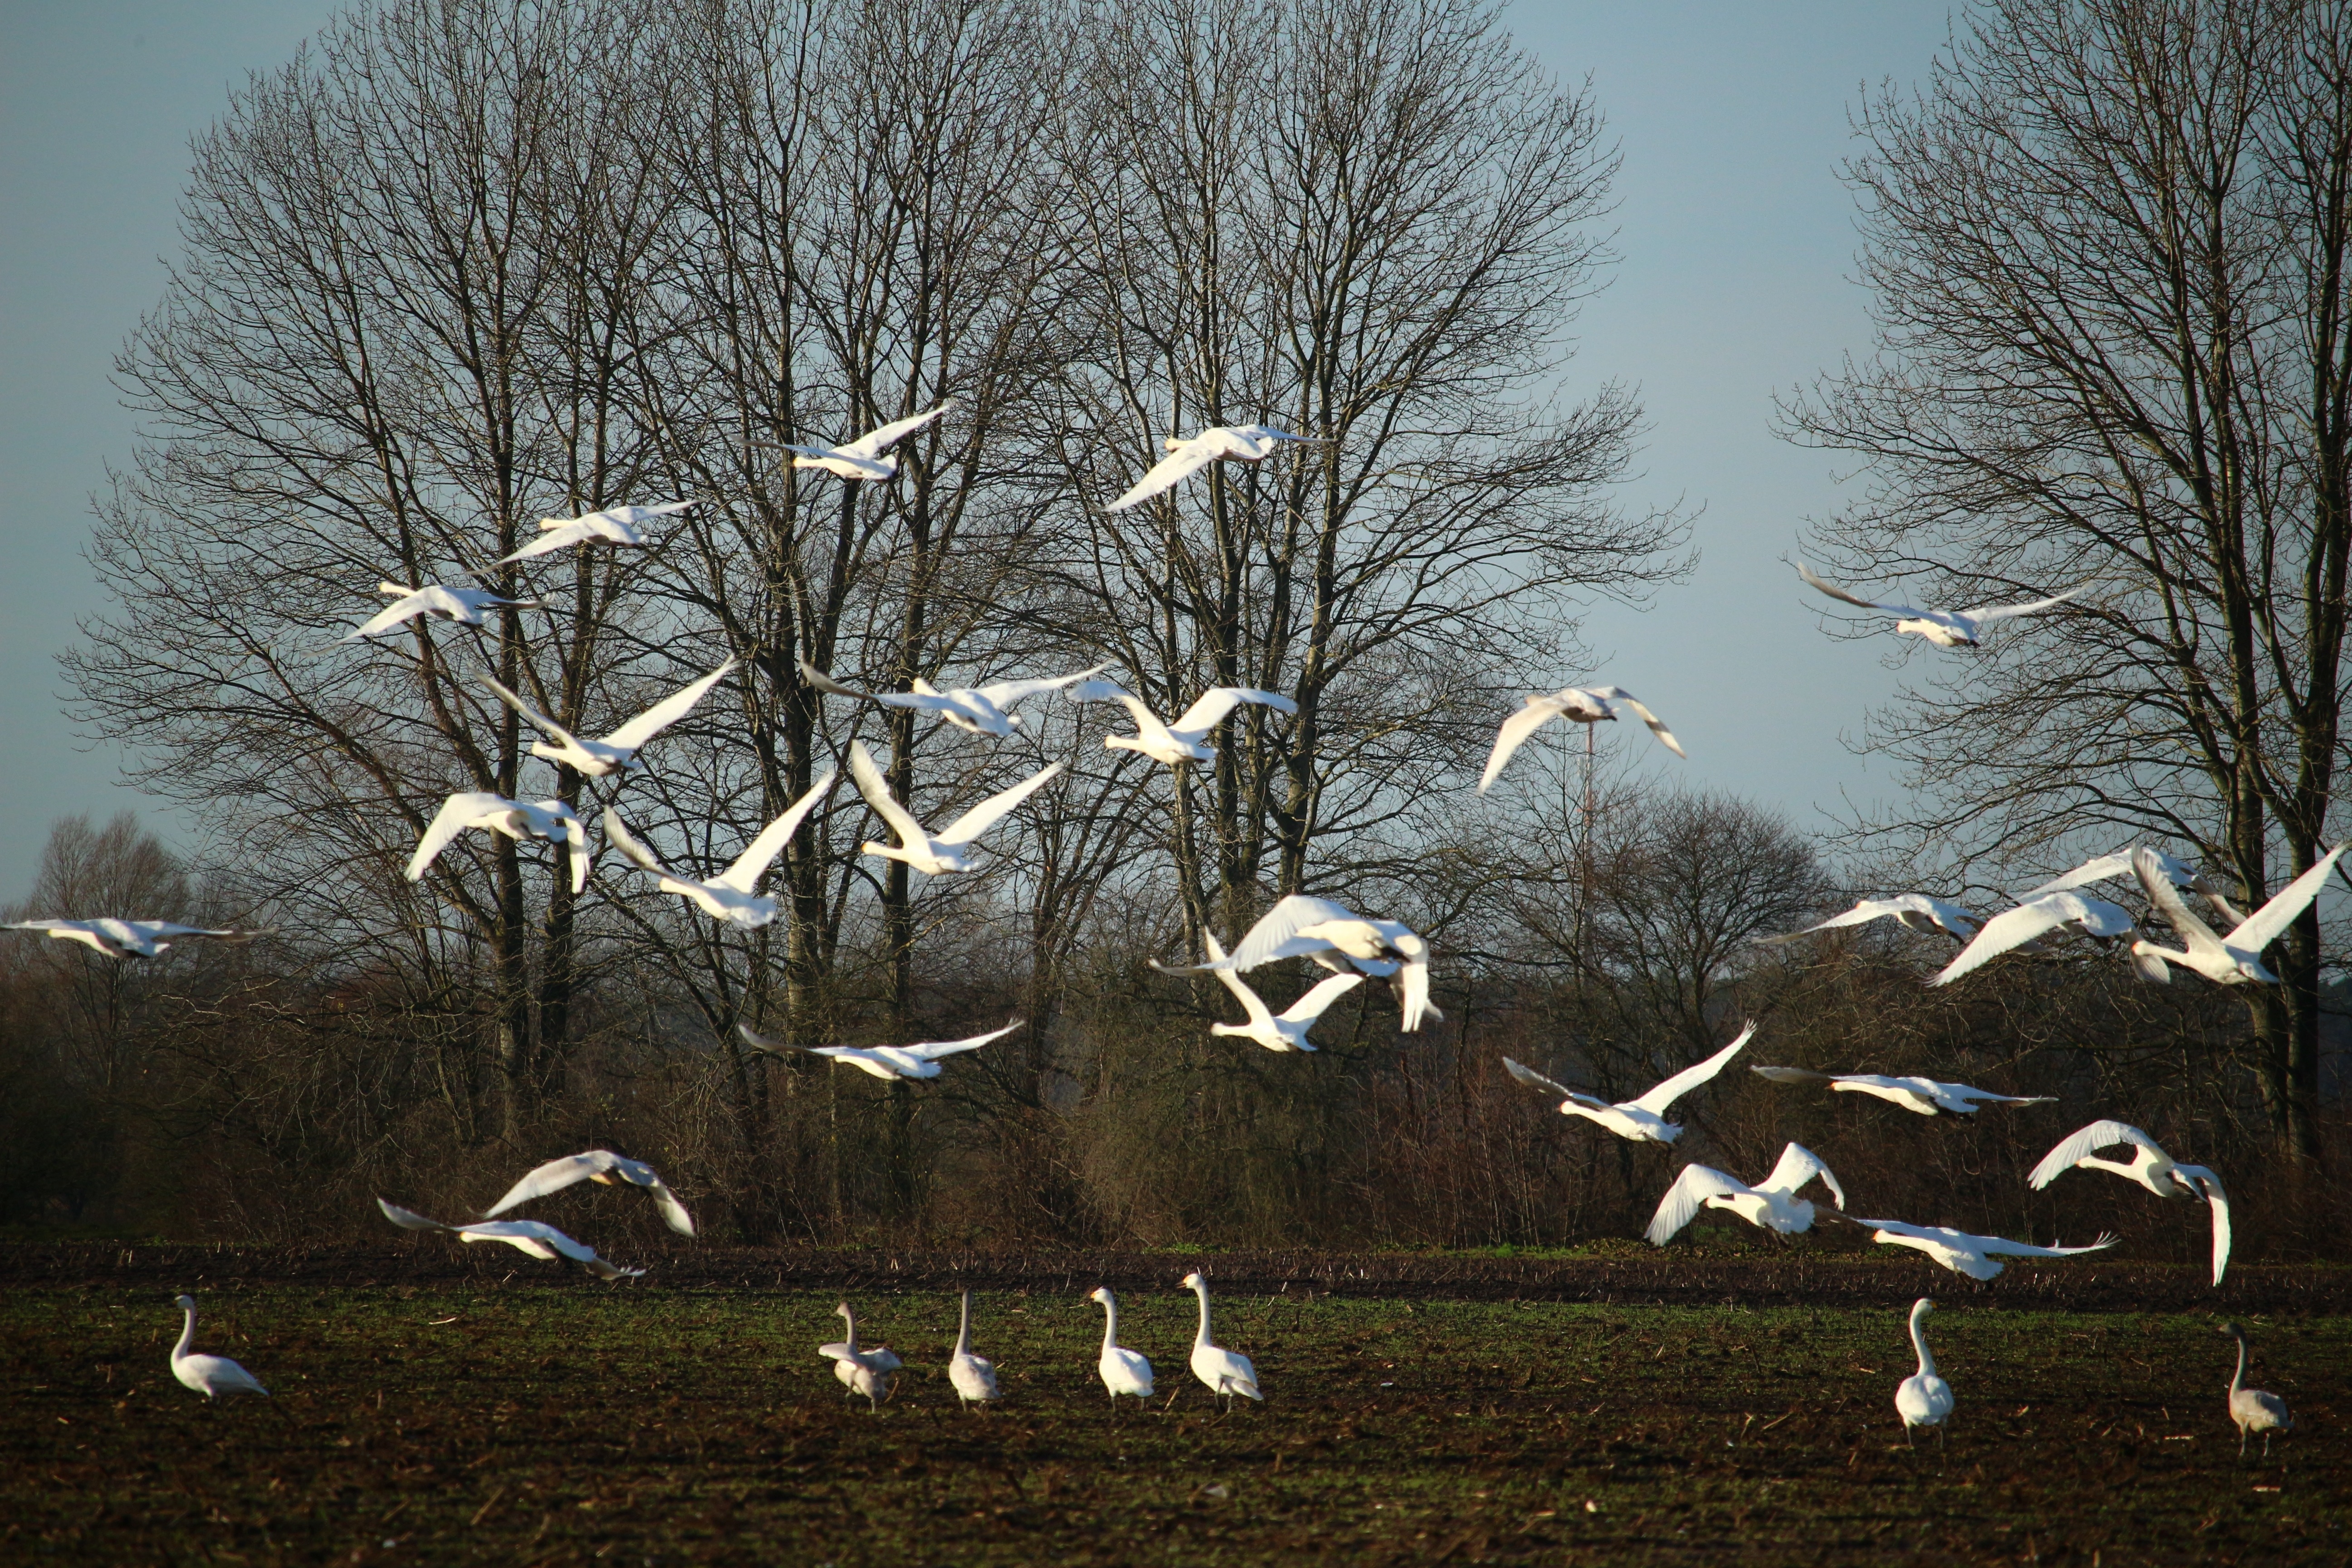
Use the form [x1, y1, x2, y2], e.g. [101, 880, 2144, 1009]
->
[1181, 1272, 1262, 1407]
[482, 1150, 695, 1236]
[498, 500, 695, 564]
[1154, 934, 1364, 1053]
[5, 919, 267, 960]
[736, 1019, 1020, 1080]
[1088, 1288, 1154, 1401]
[405, 792, 589, 894]
[1104, 425, 1327, 513]
[847, 740, 1060, 875]
[1758, 895, 1980, 945]
[947, 1289, 1002, 1408]
[1749, 1065, 2052, 1117]
[485, 661, 735, 778]
[1156, 895, 1439, 1032]
[1895, 1298, 1953, 1446]
[1796, 561, 2085, 647]
[1478, 686, 1684, 793]
[1840, 1214, 2116, 1280]
[1645, 1142, 1845, 1245]
[376, 1198, 643, 1279]
[345, 581, 539, 641]
[802, 657, 1108, 737]
[1929, 890, 2150, 987]
[170, 1295, 270, 1400]
[2128, 844, 2347, 984]
[2220, 1323, 2292, 1457]
[1500, 1022, 1756, 1144]
[2027, 1120, 2230, 1284]
[1064, 680, 1297, 766]
[820, 1303, 902, 1411]
[785, 400, 954, 481]
[601, 771, 837, 928]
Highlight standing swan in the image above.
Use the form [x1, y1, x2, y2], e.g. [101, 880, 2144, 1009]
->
[1181, 1272, 1262, 1408]
[1894, 1297, 1953, 1446]
[1088, 1288, 1154, 1404]
[818, 1302, 902, 1412]
[947, 1289, 1001, 1408]
[169, 1294, 270, 1401]
[2220, 1323, 2291, 1457]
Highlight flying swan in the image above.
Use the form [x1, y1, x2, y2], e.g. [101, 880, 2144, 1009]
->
[344, 581, 539, 641]
[1156, 894, 1440, 1033]
[498, 500, 695, 564]
[601, 771, 837, 928]
[736, 1019, 1021, 1081]
[1105, 425, 1327, 513]
[405, 792, 589, 894]
[2128, 843, 2347, 984]
[1645, 1142, 1846, 1245]
[2027, 1120, 2231, 1284]
[482, 1150, 696, 1236]
[1758, 894, 1980, 945]
[1929, 890, 2154, 987]
[1796, 561, 2085, 647]
[1501, 1022, 1756, 1144]
[5, 919, 267, 960]
[802, 657, 1108, 737]
[1153, 934, 1364, 1053]
[1838, 1215, 2116, 1280]
[847, 740, 1061, 875]
[785, 401, 954, 481]
[1749, 1065, 2051, 1117]
[1064, 680, 1297, 766]
[1478, 686, 1684, 793]
[484, 661, 735, 778]
[376, 1198, 643, 1279]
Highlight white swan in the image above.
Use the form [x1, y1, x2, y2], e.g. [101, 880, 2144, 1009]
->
[484, 661, 735, 778]
[784, 401, 954, 481]
[2028, 1120, 2231, 1284]
[1895, 1298, 1953, 1446]
[2023, 847, 2244, 923]
[1063, 680, 1297, 766]
[802, 658, 1108, 737]
[2129, 844, 2347, 984]
[1104, 425, 1327, 513]
[5, 919, 268, 960]
[1929, 890, 2150, 987]
[169, 1294, 270, 1400]
[601, 771, 837, 928]
[405, 792, 589, 894]
[819, 1302, 902, 1411]
[481, 1150, 696, 1236]
[1156, 895, 1439, 1033]
[1181, 1272, 1262, 1406]
[375, 1198, 643, 1279]
[1749, 1066, 2052, 1117]
[948, 1289, 1002, 1408]
[1758, 895, 1980, 945]
[498, 500, 694, 564]
[2220, 1322, 2291, 1457]
[736, 1019, 1020, 1080]
[1796, 561, 2085, 647]
[1840, 1215, 2116, 1280]
[1501, 1022, 1756, 1144]
[1478, 686, 1684, 792]
[848, 740, 1061, 875]
[1155, 934, 1364, 1053]
[345, 581, 539, 641]
[1645, 1142, 1845, 1245]
[1088, 1287, 1154, 1401]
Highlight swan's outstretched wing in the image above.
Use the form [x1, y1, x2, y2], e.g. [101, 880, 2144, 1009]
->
[1171, 686, 1297, 736]
[2226, 843, 2348, 954]
[480, 1150, 691, 1235]
[1750, 1064, 1833, 1084]
[848, 741, 930, 849]
[1628, 1022, 1757, 1117]
[1758, 1142, 1845, 1208]
[1974, 1230, 2118, 1259]
[1501, 1055, 1611, 1111]
[2027, 1119, 2163, 1188]
[456, 1218, 642, 1278]
[1477, 698, 1563, 793]
[1227, 895, 1360, 972]
[1797, 561, 1925, 617]
[2133, 848, 2231, 958]
[603, 661, 735, 750]
[600, 808, 670, 877]
[1958, 583, 2087, 622]
[901, 1020, 1024, 1062]
[1105, 441, 1219, 512]
[1584, 687, 1686, 758]
[377, 1197, 450, 1231]
[842, 400, 953, 459]
[481, 675, 583, 751]
[2024, 848, 2200, 898]
[1930, 891, 2131, 986]
[973, 662, 1112, 710]
[1646, 1164, 1744, 1245]
[800, 660, 885, 702]
[1275, 970, 1367, 1025]
[716, 770, 838, 892]
[407, 792, 510, 881]
[933, 761, 1063, 848]
[2176, 1166, 2230, 1285]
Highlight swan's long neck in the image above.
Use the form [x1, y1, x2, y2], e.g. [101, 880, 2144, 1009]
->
[1098, 1297, 1119, 1352]
[2229, 1334, 2247, 1397]
[1192, 1281, 1213, 1348]
[1908, 1308, 1937, 1380]
[173, 1303, 196, 1362]
[840, 1308, 858, 1355]
[954, 1291, 973, 1357]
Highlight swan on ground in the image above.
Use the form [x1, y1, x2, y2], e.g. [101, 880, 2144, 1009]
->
[1181, 1272, 1262, 1407]
[1796, 561, 2085, 647]
[1929, 890, 2150, 987]
[405, 792, 589, 894]
[2129, 844, 2347, 984]
[1838, 1214, 2116, 1280]
[847, 740, 1061, 875]
[169, 1294, 270, 1400]
[1155, 894, 1439, 1032]
[2027, 1120, 2231, 1284]
[1749, 1066, 2052, 1117]
[1895, 1298, 1953, 1446]
[497, 500, 695, 564]
[1757, 894, 1980, 945]
[1501, 1022, 1756, 1144]
[2220, 1322, 2291, 1457]
[1063, 680, 1296, 766]
[485, 661, 735, 778]
[784, 401, 954, 480]
[2023, 847, 2245, 923]
[1478, 686, 1684, 793]
[1645, 1142, 1845, 1245]
[601, 771, 837, 927]
[802, 657, 1108, 736]
[481, 1150, 695, 1236]
[375, 1198, 643, 1279]
[1153, 934, 1364, 1053]
[736, 1019, 1021, 1080]
[344, 581, 539, 641]
[1088, 1287, 1154, 1401]
[820, 1302, 902, 1411]
[5, 919, 268, 960]
[948, 1289, 1002, 1408]
[1104, 425, 1327, 513]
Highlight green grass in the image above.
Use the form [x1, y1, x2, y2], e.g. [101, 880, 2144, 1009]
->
[2, 1284, 2342, 1564]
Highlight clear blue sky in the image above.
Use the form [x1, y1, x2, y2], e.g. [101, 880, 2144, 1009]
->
[0, 0, 1954, 900]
